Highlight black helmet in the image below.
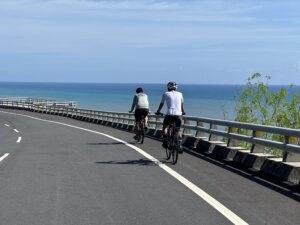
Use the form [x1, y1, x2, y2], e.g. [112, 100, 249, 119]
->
[136, 87, 143, 93]
[167, 81, 177, 90]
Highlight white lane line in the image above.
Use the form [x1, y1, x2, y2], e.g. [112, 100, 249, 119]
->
[0, 110, 248, 225]
[4, 124, 10, 127]
[0, 153, 9, 162]
[17, 136, 22, 143]
[13, 129, 19, 133]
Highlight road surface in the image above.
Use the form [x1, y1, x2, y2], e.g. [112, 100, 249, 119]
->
[0, 109, 299, 225]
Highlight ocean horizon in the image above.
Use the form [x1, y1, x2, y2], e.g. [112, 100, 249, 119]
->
[0, 82, 299, 120]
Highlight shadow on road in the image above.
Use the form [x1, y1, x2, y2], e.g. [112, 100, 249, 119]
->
[87, 141, 141, 145]
[96, 158, 157, 166]
[88, 142, 125, 145]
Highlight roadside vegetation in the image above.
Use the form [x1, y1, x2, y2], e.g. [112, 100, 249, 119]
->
[235, 73, 300, 129]
[233, 73, 300, 155]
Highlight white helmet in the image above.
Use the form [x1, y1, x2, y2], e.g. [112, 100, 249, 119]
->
[167, 81, 177, 90]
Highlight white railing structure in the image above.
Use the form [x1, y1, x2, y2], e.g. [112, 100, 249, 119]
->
[0, 97, 77, 109]
[0, 97, 299, 164]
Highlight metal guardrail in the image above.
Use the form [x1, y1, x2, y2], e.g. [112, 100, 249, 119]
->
[1, 98, 299, 163]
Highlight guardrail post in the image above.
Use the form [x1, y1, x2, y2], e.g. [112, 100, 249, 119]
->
[227, 127, 239, 147]
[195, 121, 207, 139]
[112, 113, 117, 127]
[95, 111, 102, 124]
[119, 114, 125, 128]
[208, 124, 218, 141]
[251, 130, 265, 153]
[182, 118, 191, 136]
[126, 114, 134, 131]
[93, 111, 98, 123]
[154, 115, 163, 138]
[283, 136, 300, 162]
[96, 111, 101, 123]
[118, 113, 125, 128]
[147, 115, 153, 129]
[63, 107, 67, 117]
[66, 107, 71, 117]
[89, 110, 94, 122]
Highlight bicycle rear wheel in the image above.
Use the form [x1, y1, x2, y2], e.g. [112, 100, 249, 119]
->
[136, 124, 141, 142]
[137, 133, 141, 142]
[140, 121, 145, 144]
[171, 137, 179, 164]
[165, 129, 173, 160]
[166, 145, 171, 160]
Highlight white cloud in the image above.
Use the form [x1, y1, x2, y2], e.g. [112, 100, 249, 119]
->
[0, 0, 264, 22]
[3, 0, 179, 11]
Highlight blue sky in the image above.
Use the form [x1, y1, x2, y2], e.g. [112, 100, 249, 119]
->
[0, 0, 299, 84]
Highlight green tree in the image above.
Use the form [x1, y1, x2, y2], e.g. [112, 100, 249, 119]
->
[234, 73, 300, 153]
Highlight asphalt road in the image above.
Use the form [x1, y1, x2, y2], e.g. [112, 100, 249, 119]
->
[0, 109, 299, 225]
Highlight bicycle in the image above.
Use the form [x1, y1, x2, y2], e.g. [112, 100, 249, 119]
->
[155, 112, 180, 164]
[135, 115, 146, 144]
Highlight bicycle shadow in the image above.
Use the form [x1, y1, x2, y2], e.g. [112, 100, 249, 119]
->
[95, 157, 175, 166]
[95, 158, 156, 166]
[87, 141, 137, 145]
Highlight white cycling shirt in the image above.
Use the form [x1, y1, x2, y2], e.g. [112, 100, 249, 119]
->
[161, 90, 183, 116]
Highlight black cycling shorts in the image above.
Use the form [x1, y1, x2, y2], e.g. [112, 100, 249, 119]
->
[135, 108, 149, 122]
[163, 115, 182, 128]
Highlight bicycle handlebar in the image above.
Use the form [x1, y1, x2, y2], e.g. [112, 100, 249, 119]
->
[155, 112, 186, 116]
[155, 112, 164, 116]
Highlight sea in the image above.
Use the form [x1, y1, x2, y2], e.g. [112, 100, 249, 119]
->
[0, 82, 299, 120]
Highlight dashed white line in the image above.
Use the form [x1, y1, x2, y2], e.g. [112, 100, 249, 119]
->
[0, 153, 9, 162]
[17, 136, 22, 143]
[0, 110, 248, 225]
[4, 124, 21, 142]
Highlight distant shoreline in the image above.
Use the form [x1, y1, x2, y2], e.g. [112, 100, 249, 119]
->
[0, 81, 298, 87]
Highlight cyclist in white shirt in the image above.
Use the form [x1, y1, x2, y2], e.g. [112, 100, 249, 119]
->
[156, 82, 185, 152]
